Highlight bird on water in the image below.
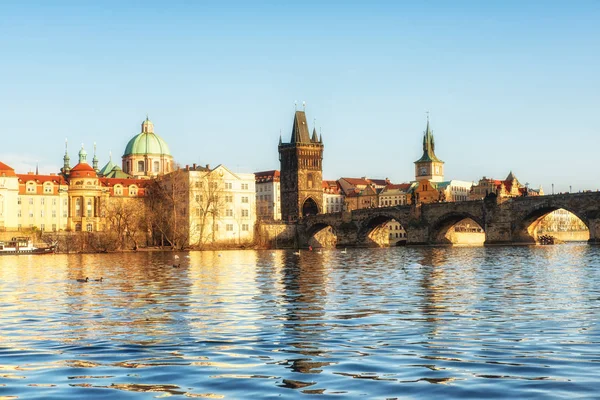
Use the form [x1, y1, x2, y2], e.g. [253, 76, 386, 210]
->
[76, 277, 89, 283]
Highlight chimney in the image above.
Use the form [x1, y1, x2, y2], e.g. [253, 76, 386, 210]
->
[193, 163, 196, 170]
[50, 173, 56, 176]
[185, 164, 189, 171]
[28, 171, 34, 175]
[206, 164, 210, 169]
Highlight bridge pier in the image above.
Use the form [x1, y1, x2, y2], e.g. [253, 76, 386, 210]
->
[587, 217, 600, 244]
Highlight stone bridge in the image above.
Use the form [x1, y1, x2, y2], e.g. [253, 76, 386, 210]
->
[299, 192, 600, 247]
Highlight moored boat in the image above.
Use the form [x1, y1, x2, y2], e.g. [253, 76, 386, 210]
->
[0, 237, 56, 255]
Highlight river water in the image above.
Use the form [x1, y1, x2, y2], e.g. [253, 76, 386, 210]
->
[0, 245, 599, 399]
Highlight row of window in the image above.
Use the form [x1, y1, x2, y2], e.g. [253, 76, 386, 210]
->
[18, 197, 67, 206]
[204, 223, 250, 232]
[389, 232, 407, 239]
[136, 160, 162, 173]
[18, 209, 67, 218]
[326, 197, 342, 203]
[193, 182, 251, 190]
[381, 199, 407, 206]
[257, 185, 275, 192]
[258, 194, 278, 201]
[26, 185, 55, 193]
[17, 223, 66, 231]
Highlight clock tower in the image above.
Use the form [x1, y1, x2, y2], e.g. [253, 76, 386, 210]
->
[414, 118, 444, 182]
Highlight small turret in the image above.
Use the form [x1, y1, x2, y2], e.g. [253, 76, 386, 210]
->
[141, 115, 154, 133]
[79, 144, 87, 164]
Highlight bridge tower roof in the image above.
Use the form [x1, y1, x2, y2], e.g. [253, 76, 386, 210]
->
[415, 118, 443, 164]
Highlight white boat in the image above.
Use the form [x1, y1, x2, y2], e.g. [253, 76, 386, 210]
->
[0, 237, 56, 255]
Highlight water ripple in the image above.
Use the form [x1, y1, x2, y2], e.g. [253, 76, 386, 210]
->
[0, 245, 599, 398]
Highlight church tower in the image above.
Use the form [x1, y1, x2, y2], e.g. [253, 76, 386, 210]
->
[279, 110, 324, 221]
[414, 117, 444, 182]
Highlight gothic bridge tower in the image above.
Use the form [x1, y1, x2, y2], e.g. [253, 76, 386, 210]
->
[279, 110, 324, 221]
[414, 117, 444, 182]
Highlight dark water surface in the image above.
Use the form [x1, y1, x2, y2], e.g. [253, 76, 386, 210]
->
[1, 245, 599, 399]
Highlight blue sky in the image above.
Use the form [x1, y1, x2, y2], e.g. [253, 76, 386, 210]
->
[0, 0, 598, 192]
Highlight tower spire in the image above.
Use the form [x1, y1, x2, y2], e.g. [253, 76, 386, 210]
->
[92, 142, 99, 171]
[63, 138, 70, 172]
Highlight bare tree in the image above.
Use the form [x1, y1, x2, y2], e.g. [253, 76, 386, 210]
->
[146, 169, 190, 250]
[102, 197, 147, 250]
[189, 170, 226, 248]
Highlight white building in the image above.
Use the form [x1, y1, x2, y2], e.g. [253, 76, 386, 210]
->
[16, 172, 70, 232]
[322, 180, 344, 213]
[184, 164, 256, 246]
[387, 220, 407, 245]
[254, 170, 281, 220]
[438, 180, 473, 202]
[0, 162, 19, 231]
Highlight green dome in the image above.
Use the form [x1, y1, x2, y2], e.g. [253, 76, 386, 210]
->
[123, 132, 172, 157]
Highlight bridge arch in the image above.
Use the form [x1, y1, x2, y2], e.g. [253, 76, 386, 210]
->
[429, 212, 485, 245]
[305, 222, 338, 248]
[512, 203, 589, 243]
[357, 212, 409, 247]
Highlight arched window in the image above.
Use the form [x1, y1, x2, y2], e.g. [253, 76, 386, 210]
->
[75, 223, 82, 232]
[75, 198, 81, 217]
[307, 173, 314, 189]
[153, 161, 160, 173]
[137, 160, 145, 172]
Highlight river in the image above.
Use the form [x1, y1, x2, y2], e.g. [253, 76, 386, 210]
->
[0, 245, 599, 399]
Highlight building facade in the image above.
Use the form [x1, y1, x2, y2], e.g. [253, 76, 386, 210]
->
[322, 180, 344, 213]
[278, 111, 324, 221]
[469, 172, 543, 201]
[255, 170, 281, 220]
[16, 172, 69, 232]
[0, 162, 19, 231]
[379, 183, 411, 207]
[167, 164, 257, 247]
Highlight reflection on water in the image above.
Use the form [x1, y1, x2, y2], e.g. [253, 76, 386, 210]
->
[1, 245, 600, 398]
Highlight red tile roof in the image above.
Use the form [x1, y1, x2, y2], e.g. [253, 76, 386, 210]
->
[100, 177, 149, 187]
[341, 177, 370, 186]
[255, 170, 280, 183]
[69, 162, 97, 179]
[385, 183, 411, 191]
[17, 174, 67, 185]
[0, 161, 16, 177]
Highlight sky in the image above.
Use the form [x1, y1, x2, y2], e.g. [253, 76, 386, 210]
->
[0, 0, 598, 193]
